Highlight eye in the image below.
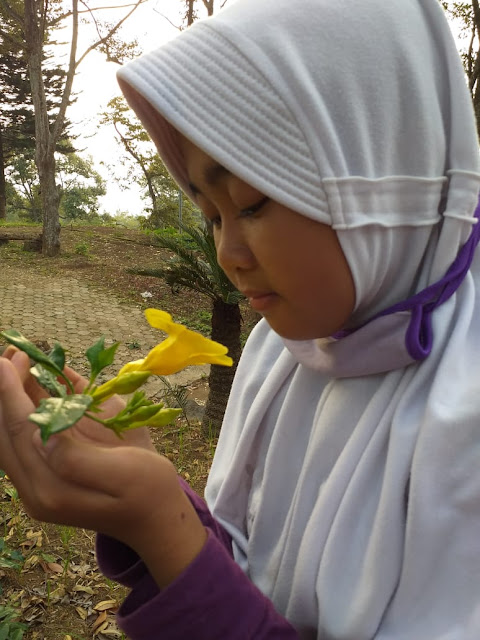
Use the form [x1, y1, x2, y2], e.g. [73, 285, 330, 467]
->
[203, 214, 221, 231]
[239, 196, 270, 217]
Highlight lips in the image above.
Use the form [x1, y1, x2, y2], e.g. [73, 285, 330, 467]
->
[242, 290, 277, 312]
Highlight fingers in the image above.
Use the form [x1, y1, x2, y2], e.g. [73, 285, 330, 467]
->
[2, 345, 19, 360]
[37, 431, 160, 496]
[0, 358, 40, 500]
[6, 349, 31, 382]
[31, 431, 173, 539]
[63, 366, 88, 394]
[0, 358, 36, 436]
[0, 358, 165, 539]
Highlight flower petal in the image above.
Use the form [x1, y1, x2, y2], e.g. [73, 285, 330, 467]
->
[144, 309, 184, 335]
[119, 309, 233, 377]
[117, 358, 146, 375]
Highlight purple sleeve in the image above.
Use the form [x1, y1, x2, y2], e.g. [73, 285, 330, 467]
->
[96, 479, 299, 639]
[177, 476, 234, 552]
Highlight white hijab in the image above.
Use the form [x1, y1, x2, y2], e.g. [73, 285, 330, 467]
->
[118, 1, 480, 637]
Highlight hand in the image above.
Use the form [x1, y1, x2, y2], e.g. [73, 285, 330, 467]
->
[0, 352, 207, 588]
[2, 346, 155, 451]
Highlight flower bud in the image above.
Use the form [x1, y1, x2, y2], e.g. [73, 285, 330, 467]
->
[91, 370, 152, 402]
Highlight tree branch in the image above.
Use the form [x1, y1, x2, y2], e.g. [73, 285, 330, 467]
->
[153, 8, 181, 31]
[49, 2, 146, 27]
[52, 0, 79, 144]
[0, 24, 23, 46]
[80, 0, 103, 43]
[472, 0, 480, 32]
[75, 0, 145, 67]
[0, 0, 22, 25]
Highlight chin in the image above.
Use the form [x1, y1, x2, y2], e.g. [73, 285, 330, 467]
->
[264, 315, 348, 341]
[265, 321, 326, 342]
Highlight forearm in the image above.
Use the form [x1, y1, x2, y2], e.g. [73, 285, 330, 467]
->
[96, 479, 299, 639]
[96, 475, 233, 586]
[98, 529, 299, 640]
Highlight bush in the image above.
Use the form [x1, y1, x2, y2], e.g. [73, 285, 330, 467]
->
[74, 242, 89, 256]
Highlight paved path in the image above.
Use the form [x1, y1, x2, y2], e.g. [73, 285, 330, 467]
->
[0, 270, 209, 389]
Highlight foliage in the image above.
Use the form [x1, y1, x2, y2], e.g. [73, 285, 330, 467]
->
[0, 2, 74, 221]
[0, 539, 24, 572]
[0, 604, 28, 639]
[74, 241, 89, 255]
[99, 96, 200, 228]
[134, 224, 244, 304]
[6, 152, 105, 222]
[0, 0, 145, 255]
[441, 1, 480, 135]
[129, 224, 245, 436]
[57, 154, 106, 221]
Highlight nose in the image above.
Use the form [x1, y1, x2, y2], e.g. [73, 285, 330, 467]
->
[215, 221, 255, 274]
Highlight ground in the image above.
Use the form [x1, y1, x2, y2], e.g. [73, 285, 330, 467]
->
[0, 224, 258, 640]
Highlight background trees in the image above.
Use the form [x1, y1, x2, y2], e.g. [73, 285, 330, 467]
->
[6, 151, 105, 222]
[442, 1, 480, 135]
[99, 95, 199, 229]
[0, 0, 144, 254]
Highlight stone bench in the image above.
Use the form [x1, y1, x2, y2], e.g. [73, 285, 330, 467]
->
[0, 231, 42, 251]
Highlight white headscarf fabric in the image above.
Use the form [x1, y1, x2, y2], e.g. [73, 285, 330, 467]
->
[117, 1, 480, 638]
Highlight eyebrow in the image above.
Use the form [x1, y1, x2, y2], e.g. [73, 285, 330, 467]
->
[188, 163, 231, 195]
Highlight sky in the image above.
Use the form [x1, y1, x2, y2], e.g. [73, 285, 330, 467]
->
[66, 0, 205, 218]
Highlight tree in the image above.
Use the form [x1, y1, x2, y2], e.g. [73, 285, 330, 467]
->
[442, 1, 480, 136]
[0, 13, 35, 221]
[7, 151, 106, 222]
[99, 96, 199, 227]
[0, 0, 145, 255]
[129, 224, 246, 437]
[183, 0, 227, 24]
[0, 15, 74, 223]
[57, 153, 106, 221]
[6, 152, 42, 220]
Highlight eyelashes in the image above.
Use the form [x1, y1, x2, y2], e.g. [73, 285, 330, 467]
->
[239, 196, 270, 217]
[203, 195, 271, 230]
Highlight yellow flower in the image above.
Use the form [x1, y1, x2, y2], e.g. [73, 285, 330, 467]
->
[118, 309, 233, 376]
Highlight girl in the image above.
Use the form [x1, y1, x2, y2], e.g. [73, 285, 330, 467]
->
[1, 0, 480, 637]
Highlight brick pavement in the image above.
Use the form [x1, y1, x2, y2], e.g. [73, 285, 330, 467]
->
[0, 269, 209, 387]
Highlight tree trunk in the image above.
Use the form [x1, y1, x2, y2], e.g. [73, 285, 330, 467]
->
[202, 299, 242, 438]
[186, 0, 195, 25]
[24, 0, 61, 255]
[0, 124, 6, 220]
[39, 154, 61, 255]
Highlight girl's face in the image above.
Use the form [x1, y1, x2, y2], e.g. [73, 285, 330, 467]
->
[180, 135, 355, 340]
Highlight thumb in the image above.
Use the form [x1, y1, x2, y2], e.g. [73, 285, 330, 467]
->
[0, 358, 36, 435]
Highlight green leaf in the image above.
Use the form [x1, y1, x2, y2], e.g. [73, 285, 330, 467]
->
[0, 624, 10, 640]
[30, 365, 67, 398]
[1, 330, 64, 376]
[86, 337, 120, 383]
[29, 395, 94, 444]
[0, 329, 72, 392]
[0, 555, 23, 570]
[48, 343, 66, 371]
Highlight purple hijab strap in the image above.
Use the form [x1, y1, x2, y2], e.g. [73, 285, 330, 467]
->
[335, 198, 480, 361]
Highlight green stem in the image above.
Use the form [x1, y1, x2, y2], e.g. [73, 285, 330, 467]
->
[59, 372, 75, 394]
[84, 412, 109, 426]
[84, 412, 124, 438]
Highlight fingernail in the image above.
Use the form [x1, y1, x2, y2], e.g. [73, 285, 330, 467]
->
[34, 431, 59, 456]
[43, 435, 60, 454]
